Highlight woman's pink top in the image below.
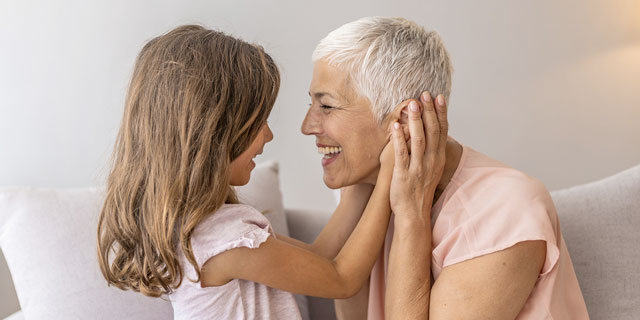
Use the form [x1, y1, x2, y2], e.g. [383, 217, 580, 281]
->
[170, 204, 302, 320]
[368, 145, 588, 319]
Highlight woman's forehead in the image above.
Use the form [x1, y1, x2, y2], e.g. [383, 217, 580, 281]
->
[310, 61, 353, 99]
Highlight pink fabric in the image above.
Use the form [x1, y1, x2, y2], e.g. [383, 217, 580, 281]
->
[368, 145, 588, 319]
[170, 204, 302, 320]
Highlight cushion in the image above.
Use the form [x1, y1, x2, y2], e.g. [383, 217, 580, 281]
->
[286, 208, 337, 320]
[0, 160, 309, 320]
[551, 164, 640, 319]
[236, 161, 290, 236]
[3, 311, 22, 320]
[236, 161, 309, 320]
[0, 187, 173, 319]
[0, 247, 19, 319]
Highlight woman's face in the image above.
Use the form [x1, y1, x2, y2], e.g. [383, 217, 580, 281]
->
[302, 60, 389, 189]
[230, 123, 274, 186]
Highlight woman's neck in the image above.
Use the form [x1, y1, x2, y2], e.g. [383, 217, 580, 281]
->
[362, 137, 463, 192]
[434, 138, 463, 202]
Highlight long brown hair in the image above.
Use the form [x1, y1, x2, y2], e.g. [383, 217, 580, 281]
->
[97, 25, 280, 297]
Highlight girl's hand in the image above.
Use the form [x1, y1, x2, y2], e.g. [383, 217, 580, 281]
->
[379, 139, 395, 170]
[389, 92, 448, 219]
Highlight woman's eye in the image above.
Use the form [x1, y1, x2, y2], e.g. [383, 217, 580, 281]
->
[308, 103, 335, 111]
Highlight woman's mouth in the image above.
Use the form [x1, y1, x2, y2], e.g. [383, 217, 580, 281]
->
[318, 146, 342, 166]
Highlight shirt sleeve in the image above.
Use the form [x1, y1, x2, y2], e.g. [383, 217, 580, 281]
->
[190, 204, 273, 268]
[434, 176, 561, 277]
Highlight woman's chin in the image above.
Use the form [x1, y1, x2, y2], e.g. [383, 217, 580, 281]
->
[322, 173, 344, 190]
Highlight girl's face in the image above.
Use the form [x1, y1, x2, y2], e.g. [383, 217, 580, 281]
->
[230, 123, 274, 186]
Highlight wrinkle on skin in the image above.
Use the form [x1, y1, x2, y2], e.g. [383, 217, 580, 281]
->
[304, 60, 462, 196]
[303, 60, 389, 188]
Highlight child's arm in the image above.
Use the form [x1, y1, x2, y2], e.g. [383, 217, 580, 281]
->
[201, 155, 393, 299]
[275, 183, 373, 258]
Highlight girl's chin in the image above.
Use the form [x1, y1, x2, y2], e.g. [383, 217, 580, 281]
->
[231, 171, 253, 186]
[231, 177, 250, 186]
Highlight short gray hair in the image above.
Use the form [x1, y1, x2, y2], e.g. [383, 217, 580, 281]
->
[312, 17, 453, 123]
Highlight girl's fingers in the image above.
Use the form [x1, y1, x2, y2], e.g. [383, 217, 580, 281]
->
[391, 122, 409, 170]
[407, 101, 425, 169]
[421, 91, 440, 160]
[435, 94, 449, 152]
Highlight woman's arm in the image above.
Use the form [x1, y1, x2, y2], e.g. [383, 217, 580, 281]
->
[385, 94, 546, 319]
[386, 214, 432, 318]
[335, 277, 370, 320]
[428, 240, 545, 319]
[385, 93, 448, 319]
[388, 223, 546, 320]
[200, 159, 393, 298]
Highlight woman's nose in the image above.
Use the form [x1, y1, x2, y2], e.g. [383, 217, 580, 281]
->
[301, 108, 321, 136]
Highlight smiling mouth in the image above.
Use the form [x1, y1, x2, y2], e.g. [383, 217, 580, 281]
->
[318, 146, 342, 159]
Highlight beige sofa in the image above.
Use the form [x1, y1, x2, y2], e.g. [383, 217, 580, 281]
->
[1, 164, 638, 319]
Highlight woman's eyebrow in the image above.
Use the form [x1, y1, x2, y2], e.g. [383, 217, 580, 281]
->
[309, 91, 336, 100]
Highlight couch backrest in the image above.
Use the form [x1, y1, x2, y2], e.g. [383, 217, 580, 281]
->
[2, 164, 639, 319]
[0, 161, 310, 320]
[0, 187, 175, 319]
[551, 164, 640, 319]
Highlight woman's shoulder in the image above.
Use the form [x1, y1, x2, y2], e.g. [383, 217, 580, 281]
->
[435, 146, 557, 232]
[433, 147, 561, 272]
[453, 146, 550, 204]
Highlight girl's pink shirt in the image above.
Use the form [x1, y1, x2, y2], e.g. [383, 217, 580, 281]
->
[170, 204, 302, 320]
[368, 145, 589, 319]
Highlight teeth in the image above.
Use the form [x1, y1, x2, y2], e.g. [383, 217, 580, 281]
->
[317, 146, 343, 155]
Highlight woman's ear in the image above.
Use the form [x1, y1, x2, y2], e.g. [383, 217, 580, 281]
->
[385, 99, 421, 141]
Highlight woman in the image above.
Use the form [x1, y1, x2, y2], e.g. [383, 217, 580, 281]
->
[302, 17, 588, 319]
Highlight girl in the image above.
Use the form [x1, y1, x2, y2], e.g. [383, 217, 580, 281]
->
[97, 25, 443, 319]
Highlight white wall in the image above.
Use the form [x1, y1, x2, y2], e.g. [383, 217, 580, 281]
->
[1, 0, 639, 317]
[1, 0, 639, 211]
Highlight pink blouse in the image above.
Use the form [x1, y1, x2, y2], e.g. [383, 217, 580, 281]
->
[170, 204, 302, 320]
[368, 145, 588, 319]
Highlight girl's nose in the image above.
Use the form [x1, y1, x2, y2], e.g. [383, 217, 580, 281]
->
[264, 124, 274, 143]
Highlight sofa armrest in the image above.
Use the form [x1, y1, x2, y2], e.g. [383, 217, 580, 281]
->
[285, 208, 337, 320]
